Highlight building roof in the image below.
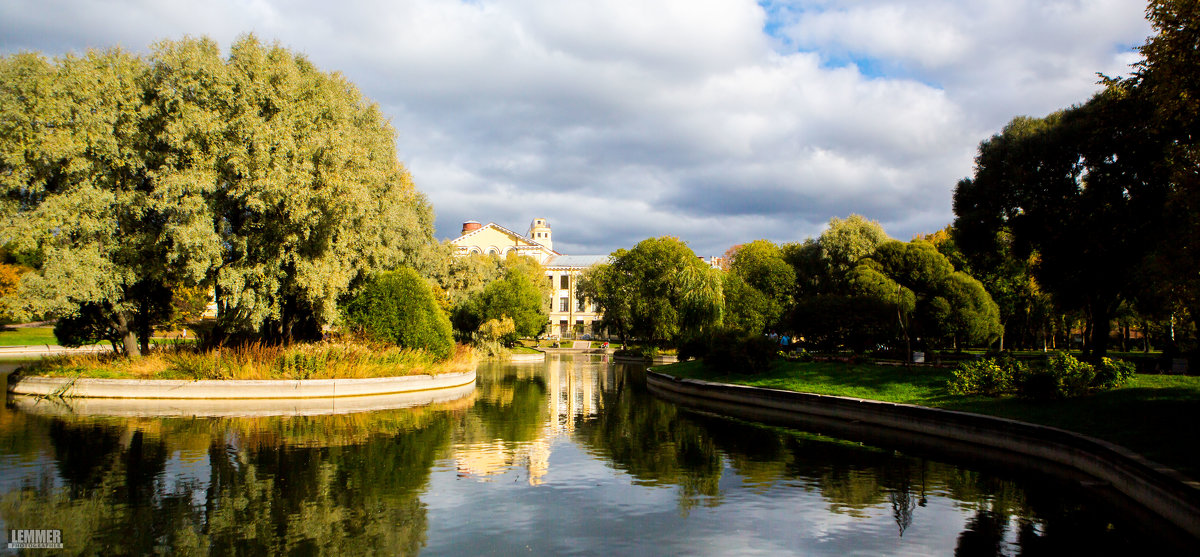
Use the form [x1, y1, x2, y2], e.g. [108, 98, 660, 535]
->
[451, 222, 555, 252]
[545, 254, 609, 269]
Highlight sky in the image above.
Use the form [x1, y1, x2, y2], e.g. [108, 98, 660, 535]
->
[0, 0, 1153, 257]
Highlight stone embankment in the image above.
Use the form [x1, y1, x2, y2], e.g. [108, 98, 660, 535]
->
[647, 370, 1200, 542]
[8, 370, 476, 400]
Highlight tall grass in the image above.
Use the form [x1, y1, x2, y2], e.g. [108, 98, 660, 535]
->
[18, 341, 477, 381]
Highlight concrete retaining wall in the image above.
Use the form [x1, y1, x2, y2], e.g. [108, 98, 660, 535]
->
[646, 370, 1200, 540]
[9, 381, 477, 417]
[7, 369, 476, 400]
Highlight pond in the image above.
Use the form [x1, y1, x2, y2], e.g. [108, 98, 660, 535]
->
[0, 355, 1190, 555]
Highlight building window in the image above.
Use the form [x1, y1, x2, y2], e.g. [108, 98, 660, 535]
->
[576, 297, 585, 312]
[547, 276, 554, 289]
[560, 274, 569, 289]
[559, 297, 569, 312]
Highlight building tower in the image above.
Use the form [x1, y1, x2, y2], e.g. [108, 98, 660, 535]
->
[527, 218, 553, 252]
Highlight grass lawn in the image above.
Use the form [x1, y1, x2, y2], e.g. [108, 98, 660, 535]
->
[0, 326, 195, 348]
[656, 359, 1200, 479]
[510, 346, 542, 354]
[0, 327, 59, 346]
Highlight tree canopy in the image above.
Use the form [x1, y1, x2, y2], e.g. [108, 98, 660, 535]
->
[0, 36, 437, 354]
[953, 85, 1168, 359]
[578, 236, 722, 347]
[852, 240, 1001, 351]
[452, 260, 549, 343]
[726, 240, 794, 334]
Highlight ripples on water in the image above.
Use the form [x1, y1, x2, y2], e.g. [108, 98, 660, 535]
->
[0, 356, 1189, 555]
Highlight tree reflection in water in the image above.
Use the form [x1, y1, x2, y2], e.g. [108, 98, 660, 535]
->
[569, 359, 1180, 554]
[1, 359, 1185, 555]
[2, 402, 461, 555]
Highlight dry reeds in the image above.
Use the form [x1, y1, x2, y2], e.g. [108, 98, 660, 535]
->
[20, 341, 478, 381]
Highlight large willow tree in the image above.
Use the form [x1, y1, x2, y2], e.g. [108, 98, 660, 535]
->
[578, 236, 723, 347]
[0, 36, 436, 354]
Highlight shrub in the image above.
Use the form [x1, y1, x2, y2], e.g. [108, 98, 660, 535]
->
[473, 316, 516, 358]
[949, 352, 1136, 401]
[948, 359, 1013, 396]
[344, 268, 455, 360]
[779, 349, 814, 363]
[1018, 352, 1095, 400]
[1094, 357, 1136, 389]
[704, 330, 777, 373]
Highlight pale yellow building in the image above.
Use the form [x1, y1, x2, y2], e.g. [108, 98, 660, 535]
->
[450, 218, 607, 339]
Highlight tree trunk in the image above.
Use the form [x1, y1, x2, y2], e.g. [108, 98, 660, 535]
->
[1082, 311, 1093, 360]
[1142, 318, 1150, 353]
[1087, 300, 1113, 362]
[116, 311, 141, 358]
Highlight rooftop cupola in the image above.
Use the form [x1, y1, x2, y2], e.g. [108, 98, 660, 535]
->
[527, 218, 553, 252]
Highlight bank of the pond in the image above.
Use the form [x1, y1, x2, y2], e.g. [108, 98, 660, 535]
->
[8, 369, 477, 400]
[646, 366, 1200, 541]
[656, 359, 1200, 481]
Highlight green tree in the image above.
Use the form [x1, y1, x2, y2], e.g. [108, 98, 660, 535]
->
[429, 250, 504, 307]
[452, 261, 548, 342]
[579, 237, 722, 347]
[817, 214, 890, 288]
[0, 36, 438, 353]
[852, 240, 1001, 351]
[722, 272, 772, 335]
[577, 262, 634, 344]
[726, 239, 794, 334]
[785, 215, 893, 351]
[0, 48, 177, 355]
[344, 267, 454, 359]
[1133, 0, 1200, 357]
[953, 89, 1168, 360]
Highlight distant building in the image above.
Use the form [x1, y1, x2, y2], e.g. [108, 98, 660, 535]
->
[450, 219, 607, 338]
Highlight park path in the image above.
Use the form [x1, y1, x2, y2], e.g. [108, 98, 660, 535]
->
[0, 344, 110, 358]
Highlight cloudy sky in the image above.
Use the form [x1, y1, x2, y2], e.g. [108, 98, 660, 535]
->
[1, 0, 1152, 256]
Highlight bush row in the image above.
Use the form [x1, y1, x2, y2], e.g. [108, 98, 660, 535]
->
[947, 352, 1136, 400]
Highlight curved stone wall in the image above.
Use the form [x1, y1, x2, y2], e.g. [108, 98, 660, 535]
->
[647, 370, 1200, 541]
[9, 381, 477, 418]
[7, 369, 476, 400]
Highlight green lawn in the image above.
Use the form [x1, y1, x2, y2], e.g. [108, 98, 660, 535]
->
[656, 359, 1200, 479]
[0, 327, 59, 346]
[0, 326, 194, 348]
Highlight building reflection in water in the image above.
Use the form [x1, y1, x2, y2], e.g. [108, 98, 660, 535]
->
[452, 354, 615, 485]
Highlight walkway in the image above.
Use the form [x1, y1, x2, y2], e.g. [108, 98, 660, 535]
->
[0, 344, 110, 358]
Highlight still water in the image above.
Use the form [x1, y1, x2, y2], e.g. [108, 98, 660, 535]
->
[0, 355, 1187, 555]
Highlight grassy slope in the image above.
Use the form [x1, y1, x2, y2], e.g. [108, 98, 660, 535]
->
[657, 359, 1200, 479]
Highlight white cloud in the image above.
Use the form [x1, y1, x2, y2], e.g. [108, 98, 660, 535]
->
[0, 0, 1153, 255]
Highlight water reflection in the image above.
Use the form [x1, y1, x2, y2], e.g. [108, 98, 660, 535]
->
[2, 391, 468, 554]
[1, 356, 1190, 555]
